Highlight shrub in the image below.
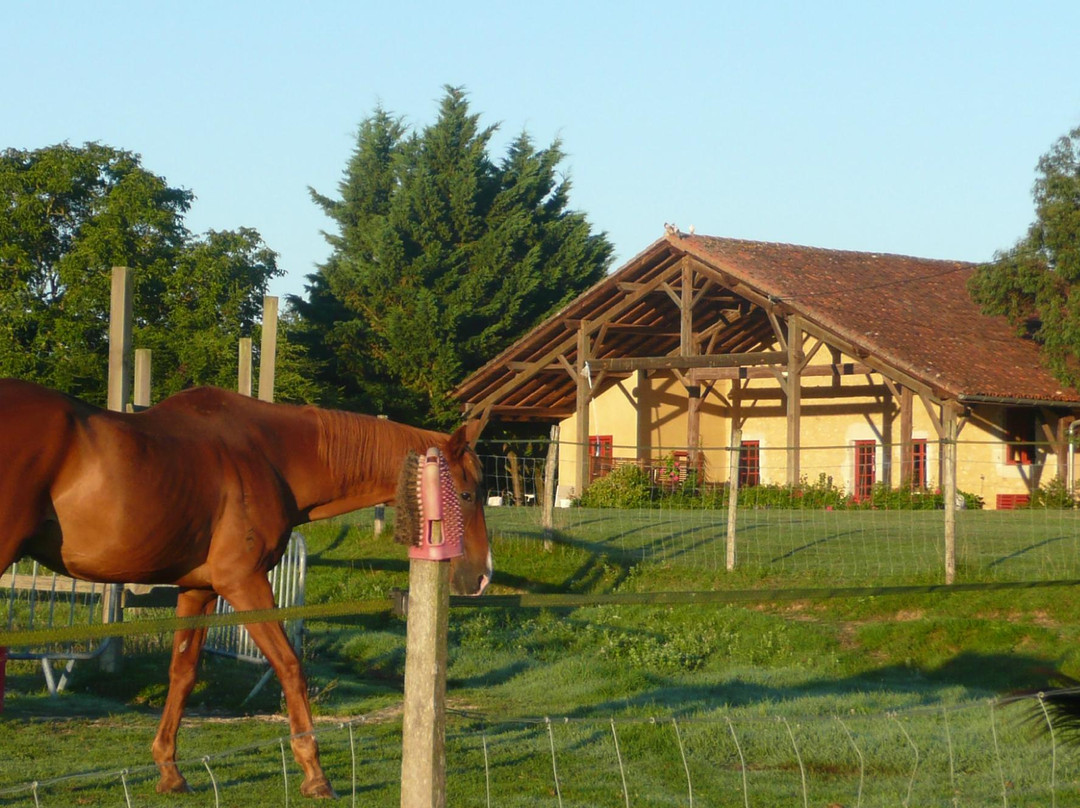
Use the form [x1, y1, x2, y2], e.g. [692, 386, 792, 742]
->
[578, 463, 653, 508]
[737, 473, 849, 510]
[1029, 477, 1077, 509]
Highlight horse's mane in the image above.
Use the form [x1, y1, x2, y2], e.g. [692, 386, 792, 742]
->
[311, 407, 443, 490]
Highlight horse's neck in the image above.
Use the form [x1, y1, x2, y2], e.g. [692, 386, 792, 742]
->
[297, 407, 443, 522]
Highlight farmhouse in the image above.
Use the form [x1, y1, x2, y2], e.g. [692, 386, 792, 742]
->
[453, 231, 1080, 510]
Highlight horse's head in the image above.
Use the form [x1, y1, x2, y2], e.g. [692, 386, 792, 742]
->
[442, 420, 492, 595]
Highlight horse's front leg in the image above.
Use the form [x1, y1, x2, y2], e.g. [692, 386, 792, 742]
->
[152, 588, 218, 794]
[218, 575, 336, 799]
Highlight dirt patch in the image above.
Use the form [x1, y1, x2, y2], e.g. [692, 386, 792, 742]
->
[893, 609, 925, 622]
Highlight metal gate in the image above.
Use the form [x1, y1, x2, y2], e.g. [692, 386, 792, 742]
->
[1, 533, 307, 698]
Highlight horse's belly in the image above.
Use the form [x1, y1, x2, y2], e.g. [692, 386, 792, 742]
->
[47, 484, 215, 585]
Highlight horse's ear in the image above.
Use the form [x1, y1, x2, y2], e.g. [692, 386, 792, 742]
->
[447, 417, 485, 459]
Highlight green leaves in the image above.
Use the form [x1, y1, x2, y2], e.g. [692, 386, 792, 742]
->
[0, 143, 192, 400]
[0, 142, 300, 405]
[968, 124, 1080, 387]
[303, 86, 613, 426]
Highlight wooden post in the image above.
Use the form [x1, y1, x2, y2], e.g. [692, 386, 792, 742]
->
[107, 268, 133, 413]
[542, 424, 560, 549]
[257, 295, 278, 403]
[103, 267, 133, 673]
[575, 322, 592, 496]
[400, 557, 451, 808]
[507, 450, 523, 505]
[687, 387, 701, 473]
[786, 316, 802, 485]
[374, 415, 389, 537]
[727, 426, 742, 571]
[680, 261, 701, 470]
[238, 337, 253, 396]
[943, 403, 959, 585]
[133, 349, 151, 411]
[635, 369, 651, 464]
[899, 387, 914, 487]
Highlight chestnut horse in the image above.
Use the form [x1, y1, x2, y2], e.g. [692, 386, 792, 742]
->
[0, 378, 491, 798]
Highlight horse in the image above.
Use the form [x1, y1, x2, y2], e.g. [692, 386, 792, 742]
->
[0, 378, 492, 798]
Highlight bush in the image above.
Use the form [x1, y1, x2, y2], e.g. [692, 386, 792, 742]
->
[738, 473, 849, 510]
[578, 463, 653, 508]
[577, 466, 986, 511]
[1029, 477, 1077, 509]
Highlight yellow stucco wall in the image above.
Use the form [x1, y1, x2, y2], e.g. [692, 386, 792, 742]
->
[557, 351, 1066, 509]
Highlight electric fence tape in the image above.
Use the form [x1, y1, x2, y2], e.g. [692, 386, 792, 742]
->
[6, 577, 1080, 649]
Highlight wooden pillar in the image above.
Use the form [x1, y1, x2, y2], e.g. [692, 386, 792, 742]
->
[103, 266, 133, 673]
[542, 424, 559, 548]
[635, 369, 651, 465]
[727, 425, 742, 571]
[943, 402, 959, 585]
[133, 349, 151, 411]
[786, 316, 803, 485]
[687, 387, 701, 471]
[899, 387, 914, 487]
[238, 337, 253, 396]
[1046, 412, 1071, 482]
[1056, 418, 1068, 483]
[680, 261, 700, 468]
[575, 322, 592, 495]
[400, 557, 451, 808]
[257, 295, 278, 403]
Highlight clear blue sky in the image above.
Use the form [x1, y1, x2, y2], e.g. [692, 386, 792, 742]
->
[6, 1, 1079, 302]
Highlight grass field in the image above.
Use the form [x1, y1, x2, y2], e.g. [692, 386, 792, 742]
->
[3, 506, 1080, 805]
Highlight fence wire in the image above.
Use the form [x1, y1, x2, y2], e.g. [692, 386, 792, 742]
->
[478, 438, 1080, 586]
[2, 693, 1079, 807]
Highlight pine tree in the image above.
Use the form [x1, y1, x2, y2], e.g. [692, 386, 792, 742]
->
[302, 87, 613, 425]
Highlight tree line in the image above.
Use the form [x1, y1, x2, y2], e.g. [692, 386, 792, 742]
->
[2, 88, 1078, 427]
[0, 88, 612, 428]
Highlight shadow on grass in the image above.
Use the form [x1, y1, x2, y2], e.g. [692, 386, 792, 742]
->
[561, 649, 1057, 721]
[986, 534, 1073, 569]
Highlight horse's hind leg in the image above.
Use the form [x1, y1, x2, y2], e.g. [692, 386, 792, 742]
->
[152, 589, 218, 794]
[218, 576, 335, 799]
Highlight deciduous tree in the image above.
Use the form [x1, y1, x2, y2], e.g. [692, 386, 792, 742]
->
[0, 142, 313, 404]
[969, 124, 1080, 386]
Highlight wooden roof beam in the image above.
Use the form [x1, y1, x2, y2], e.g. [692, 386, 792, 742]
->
[589, 350, 787, 373]
[466, 260, 686, 413]
[690, 361, 875, 382]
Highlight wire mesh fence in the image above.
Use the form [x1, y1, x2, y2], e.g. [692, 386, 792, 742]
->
[477, 437, 1080, 586]
[3, 693, 1079, 807]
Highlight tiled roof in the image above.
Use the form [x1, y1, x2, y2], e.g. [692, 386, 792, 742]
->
[453, 233, 1080, 417]
[678, 235, 1079, 403]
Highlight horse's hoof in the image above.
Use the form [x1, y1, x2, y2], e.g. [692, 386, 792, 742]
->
[155, 774, 193, 795]
[300, 775, 337, 799]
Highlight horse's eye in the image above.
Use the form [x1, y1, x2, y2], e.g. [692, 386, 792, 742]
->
[461, 491, 473, 503]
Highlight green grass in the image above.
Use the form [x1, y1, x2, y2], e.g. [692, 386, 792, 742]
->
[4, 506, 1080, 805]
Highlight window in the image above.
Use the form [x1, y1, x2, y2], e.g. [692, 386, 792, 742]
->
[588, 435, 614, 482]
[854, 440, 876, 501]
[738, 440, 760, 488]
[1004, 409, 1037, 465]
[909, 439, 927, 489]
